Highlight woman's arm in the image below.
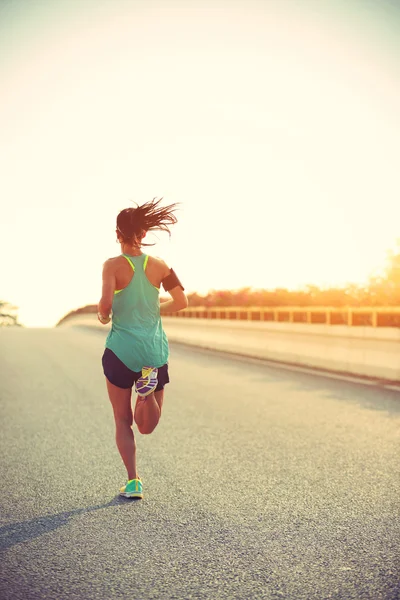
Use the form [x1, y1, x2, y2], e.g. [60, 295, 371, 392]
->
[98, 260, 116, 324]
[156, 260, 188, 313]
[160, 285, 188, 313]
[159, 270, 188, 313]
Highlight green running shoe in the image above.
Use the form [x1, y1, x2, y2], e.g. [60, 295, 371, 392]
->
[120, 478, 143, 499]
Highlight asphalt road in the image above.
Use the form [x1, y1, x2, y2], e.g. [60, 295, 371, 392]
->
[0, 326, 399, 600]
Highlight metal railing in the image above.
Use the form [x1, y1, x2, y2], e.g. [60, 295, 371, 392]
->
[162, 306, 400, 327]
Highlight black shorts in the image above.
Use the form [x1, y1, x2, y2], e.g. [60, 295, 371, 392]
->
[102, 348, 170, 391]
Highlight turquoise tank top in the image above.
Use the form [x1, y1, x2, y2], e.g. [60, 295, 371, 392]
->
[105, 253, 169, 372]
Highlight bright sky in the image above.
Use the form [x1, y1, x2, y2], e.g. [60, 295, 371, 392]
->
[1, 0, 399, 327]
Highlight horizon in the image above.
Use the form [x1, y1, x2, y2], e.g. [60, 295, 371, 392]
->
[14, 263, 399, 328]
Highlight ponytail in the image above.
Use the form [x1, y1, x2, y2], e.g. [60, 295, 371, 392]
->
[116, 198, 179, 246]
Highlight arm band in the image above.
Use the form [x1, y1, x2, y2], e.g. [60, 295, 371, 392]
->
[161, 268, 185, 292]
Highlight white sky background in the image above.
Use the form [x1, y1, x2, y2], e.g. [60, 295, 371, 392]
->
[0, 0, 399, 327]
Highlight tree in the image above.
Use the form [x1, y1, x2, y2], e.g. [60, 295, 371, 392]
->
[366, 241, 400, 306]
[0, 301, 22, 327]
[385, 241, 400, 294]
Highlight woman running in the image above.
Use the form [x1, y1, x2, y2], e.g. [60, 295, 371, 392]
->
[97, 198, 188, 499]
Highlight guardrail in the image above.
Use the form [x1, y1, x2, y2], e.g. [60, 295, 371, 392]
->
[162, 306, 400, 327]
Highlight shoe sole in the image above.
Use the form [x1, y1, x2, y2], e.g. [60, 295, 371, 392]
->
[119, 491, 143, 499]
[135, 382, 158, 396]
[135, 368, 158, 397]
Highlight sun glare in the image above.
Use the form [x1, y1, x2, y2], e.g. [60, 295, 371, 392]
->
[0, 0, 399, 326]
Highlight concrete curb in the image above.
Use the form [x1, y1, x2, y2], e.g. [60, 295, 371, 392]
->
[59, 314, 400, 384]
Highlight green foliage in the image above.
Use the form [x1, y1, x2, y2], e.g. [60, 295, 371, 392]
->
[57, 248, 400, 324]
[0, 301, 21, 327]
[185, 248, 400, 308]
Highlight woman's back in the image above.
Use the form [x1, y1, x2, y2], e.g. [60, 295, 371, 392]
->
[112, 253, 168, 292]
[105, 253, 169, 372]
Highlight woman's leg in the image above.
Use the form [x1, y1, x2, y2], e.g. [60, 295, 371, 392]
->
[106, 378, 138, 480]
[134, 389, 164, 435]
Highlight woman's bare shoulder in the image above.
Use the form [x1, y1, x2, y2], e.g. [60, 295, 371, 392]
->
[102, 255, 128, 269]
[148, 255, 170, 277]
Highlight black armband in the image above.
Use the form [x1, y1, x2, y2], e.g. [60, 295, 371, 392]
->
[162, 268, 185, 292]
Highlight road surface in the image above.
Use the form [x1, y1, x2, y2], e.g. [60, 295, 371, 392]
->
[0, 326, 399, 599]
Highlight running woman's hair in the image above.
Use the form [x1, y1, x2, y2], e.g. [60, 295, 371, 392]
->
[116, 198, 179, 247]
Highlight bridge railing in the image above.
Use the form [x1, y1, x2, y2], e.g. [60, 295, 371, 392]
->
[162, 306, 400, 327]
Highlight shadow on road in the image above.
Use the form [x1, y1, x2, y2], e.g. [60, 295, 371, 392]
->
[0, 495, 139, 552]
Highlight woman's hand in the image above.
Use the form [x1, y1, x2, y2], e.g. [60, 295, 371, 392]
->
[98, 312, 111, 325]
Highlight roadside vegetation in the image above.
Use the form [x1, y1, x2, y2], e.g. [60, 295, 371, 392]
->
[0, 301, 22, 327]
[57, 243, 400, 327]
